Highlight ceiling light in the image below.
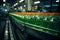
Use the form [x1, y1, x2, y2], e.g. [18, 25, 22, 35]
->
[3, 4, 6, 6]
[5, 9, 8, 12]
[13, 3, 18, 7]
[14, 3, 18, 6]
[24, 5, 26, 7]
[3, 0, 6, 2]
[19, 0, 24, 3]
[14, 8, 17, 10]
[56, 0, 59, 2]
[34, 1, 40, 4]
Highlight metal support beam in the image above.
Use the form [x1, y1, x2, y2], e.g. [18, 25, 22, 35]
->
[25, 0, 32, 11]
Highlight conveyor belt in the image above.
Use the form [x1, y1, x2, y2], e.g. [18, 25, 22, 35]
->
[9, 13, 60, 40]
[10, 13, 60, 37]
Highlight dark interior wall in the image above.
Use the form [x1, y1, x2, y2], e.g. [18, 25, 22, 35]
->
[0, 0, 3, 5]
[6, 0, 17, 6]
[57, 2, 60, 12]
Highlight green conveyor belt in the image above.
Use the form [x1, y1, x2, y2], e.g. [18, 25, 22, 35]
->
[9, 13, 60, 37]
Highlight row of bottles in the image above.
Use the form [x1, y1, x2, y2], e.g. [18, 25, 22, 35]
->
[11, 13, 60, 32]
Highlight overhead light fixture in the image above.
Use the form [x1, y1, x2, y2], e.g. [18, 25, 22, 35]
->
[14, 8, 17, 10]
[3, 4, 6, 6]
[56, 0, 59, 2]
[14, 3, 18, 6]
[19, 0, 24, 3]
[24, 5, 26, 7]
[12, 0, 24, 8]
[12, 3, 18, 8]
[34, 1, 40, 4]
[12, 3, 18, 7]
[5, 9, 8, 12]
[3, 0, 6, 2]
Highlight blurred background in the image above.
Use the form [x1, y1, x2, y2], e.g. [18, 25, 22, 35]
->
[0, 0, 60, 12]
[0, 0, 60, 40]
